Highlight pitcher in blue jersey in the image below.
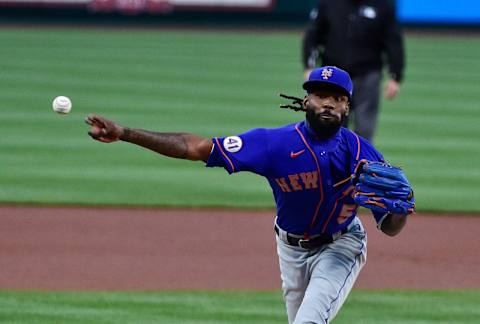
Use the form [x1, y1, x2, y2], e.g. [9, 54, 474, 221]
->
[85, 66, 414, 324]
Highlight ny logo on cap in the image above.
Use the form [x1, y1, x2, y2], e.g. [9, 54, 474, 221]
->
[321, 68, 333, 80]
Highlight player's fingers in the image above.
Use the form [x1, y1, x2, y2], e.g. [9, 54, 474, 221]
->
[85, 115, 104, 128]
[87, 114, 109, 128]
[85, 115, 96, 126]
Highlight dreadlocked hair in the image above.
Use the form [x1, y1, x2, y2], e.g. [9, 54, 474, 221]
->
[278, 93, 306, 112]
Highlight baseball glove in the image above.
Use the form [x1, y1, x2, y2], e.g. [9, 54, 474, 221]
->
[353, 160, 415, 215]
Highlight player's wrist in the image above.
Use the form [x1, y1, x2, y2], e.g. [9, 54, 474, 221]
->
[119, 127, 130, 141]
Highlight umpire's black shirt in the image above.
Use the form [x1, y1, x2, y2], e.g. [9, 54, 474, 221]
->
[303, 0, 404, 82]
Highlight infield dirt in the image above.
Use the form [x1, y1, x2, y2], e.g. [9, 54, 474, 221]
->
[0, 205, 478, 290]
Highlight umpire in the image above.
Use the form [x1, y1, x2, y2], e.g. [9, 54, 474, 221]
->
[302, 0, 405, 143]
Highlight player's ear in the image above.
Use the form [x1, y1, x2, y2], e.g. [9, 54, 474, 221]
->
[345, 102, 350, 116]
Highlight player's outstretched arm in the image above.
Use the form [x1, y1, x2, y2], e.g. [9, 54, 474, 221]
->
[85, 114, 213, 162]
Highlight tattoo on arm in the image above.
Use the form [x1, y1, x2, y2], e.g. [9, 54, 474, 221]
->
[120, 128, 191, 159]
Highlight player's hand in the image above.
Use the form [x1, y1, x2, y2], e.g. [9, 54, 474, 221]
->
[85, 114, 124, 143]
[384, 79, 400, 100]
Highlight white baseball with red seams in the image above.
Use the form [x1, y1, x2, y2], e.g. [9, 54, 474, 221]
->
[52, 96, 72, 114]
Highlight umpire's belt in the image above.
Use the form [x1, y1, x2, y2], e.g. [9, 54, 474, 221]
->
[274, 224, 350, 250]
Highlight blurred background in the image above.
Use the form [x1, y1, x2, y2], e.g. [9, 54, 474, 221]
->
[1, 0, 479, 211]
[1, 0, 480, 26]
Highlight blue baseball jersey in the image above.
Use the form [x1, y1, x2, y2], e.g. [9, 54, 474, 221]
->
[206, 121, 385, 236]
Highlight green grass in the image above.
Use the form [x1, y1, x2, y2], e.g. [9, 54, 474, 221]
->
[336, 290, 480, 324]
[0, 290, 478, 323]
[0, 28, 479, 211]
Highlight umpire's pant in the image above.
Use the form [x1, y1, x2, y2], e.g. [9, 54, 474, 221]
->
[343, 70, 381, 143]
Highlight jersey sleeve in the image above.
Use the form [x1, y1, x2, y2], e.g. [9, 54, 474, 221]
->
[205, 128, 270, 176]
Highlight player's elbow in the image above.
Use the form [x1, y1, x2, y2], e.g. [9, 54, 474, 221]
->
[187, 138, 213, 162]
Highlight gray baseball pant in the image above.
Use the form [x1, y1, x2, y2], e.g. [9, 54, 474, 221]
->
[275, 217, 367, 324]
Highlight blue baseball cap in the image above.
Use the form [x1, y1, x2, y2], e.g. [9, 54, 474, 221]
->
[303, 66, 353, 99]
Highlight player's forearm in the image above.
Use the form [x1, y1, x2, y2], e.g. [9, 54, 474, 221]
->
[120, 127, 212, 161]
[380, 213, 407, 236]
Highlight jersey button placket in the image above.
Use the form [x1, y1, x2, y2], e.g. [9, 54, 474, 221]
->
[312, 147, 327, 234]
[319, 151, 333, 187]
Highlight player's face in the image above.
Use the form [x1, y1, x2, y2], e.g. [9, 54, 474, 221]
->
[303, 88, 350, 138]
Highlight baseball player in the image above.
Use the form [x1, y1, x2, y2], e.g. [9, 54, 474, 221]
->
[85, 66, 415, 323]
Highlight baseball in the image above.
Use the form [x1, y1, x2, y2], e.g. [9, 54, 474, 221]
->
[52, 96, 72, 114]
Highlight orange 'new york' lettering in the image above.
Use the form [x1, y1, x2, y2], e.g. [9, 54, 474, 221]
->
[288, 174, 303, 191]
[275, 178, 292, 192]
[300, 171, 318, 189]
